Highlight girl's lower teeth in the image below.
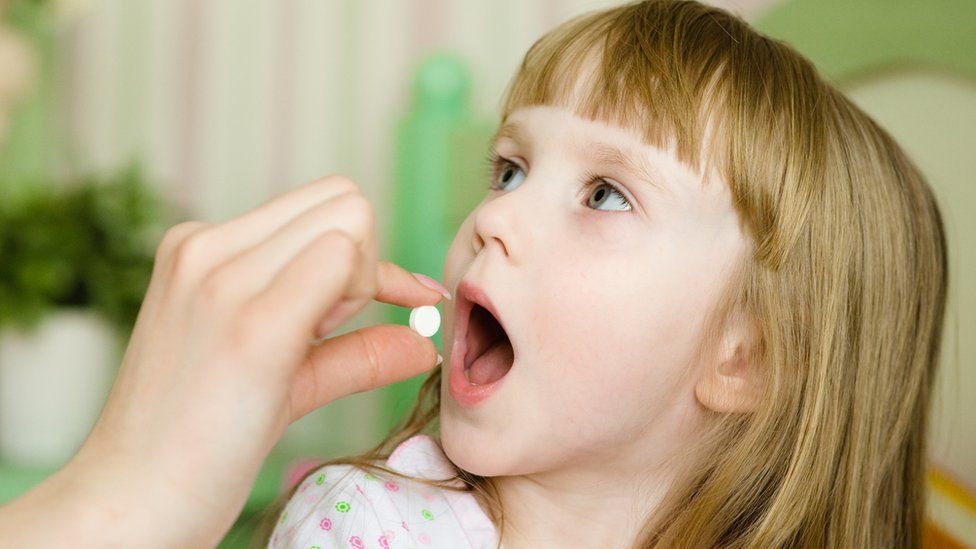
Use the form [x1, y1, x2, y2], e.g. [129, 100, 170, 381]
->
[463, 364, 475, 383]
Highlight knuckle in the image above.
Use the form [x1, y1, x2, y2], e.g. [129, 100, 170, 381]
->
[333, 191, 375, 231]
[169, 226, 216, 279]
[349, 193, 376, 223]
[162, 222, 212, 278]
[157, 221, 208, 261]
[320, 230, 358, 260]
[354, 331, 383, 389]
[319, 174, 359, 194]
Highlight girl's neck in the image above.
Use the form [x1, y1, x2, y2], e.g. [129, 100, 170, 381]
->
[476, 461, 676, 549]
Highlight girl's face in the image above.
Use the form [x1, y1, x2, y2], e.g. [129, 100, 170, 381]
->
[439, 105, 749, 477]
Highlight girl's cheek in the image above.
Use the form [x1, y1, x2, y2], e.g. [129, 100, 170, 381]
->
[574, 214, 643, 252]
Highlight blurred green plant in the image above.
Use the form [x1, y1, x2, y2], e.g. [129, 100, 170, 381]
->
[0, 164, 176, 341]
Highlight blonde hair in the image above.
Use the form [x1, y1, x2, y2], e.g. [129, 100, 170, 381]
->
[256, 1, 949, 547]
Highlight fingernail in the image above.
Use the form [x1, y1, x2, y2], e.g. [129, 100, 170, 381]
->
[436, 354, 444, 366]
[411, 272, 452, 300]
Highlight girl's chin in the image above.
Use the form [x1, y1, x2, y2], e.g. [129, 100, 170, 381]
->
[439, 423, 509, 477]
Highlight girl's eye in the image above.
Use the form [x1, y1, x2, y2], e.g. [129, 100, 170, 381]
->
[585, 178, 632, 212]
[485, 152, 633, 212]
[490, 160, 526, 192]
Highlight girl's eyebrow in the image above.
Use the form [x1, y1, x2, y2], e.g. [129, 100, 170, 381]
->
[584, 142, 673, 198]
[489, 121, 528, 150]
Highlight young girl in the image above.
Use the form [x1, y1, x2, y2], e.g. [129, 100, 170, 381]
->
[259, 0, 949, 547]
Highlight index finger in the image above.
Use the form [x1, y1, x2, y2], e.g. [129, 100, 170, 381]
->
[310, 259, 451, 339]
[375, 260, 452, 307]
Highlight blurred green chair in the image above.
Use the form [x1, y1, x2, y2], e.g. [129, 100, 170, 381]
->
[755, 1, 976, 547]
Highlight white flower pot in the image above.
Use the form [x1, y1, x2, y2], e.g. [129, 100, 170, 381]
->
[0, 307, 121, 468]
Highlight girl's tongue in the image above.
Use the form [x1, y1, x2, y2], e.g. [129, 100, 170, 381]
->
[464, 303, 515, 385]
[466, 340, 514, 385]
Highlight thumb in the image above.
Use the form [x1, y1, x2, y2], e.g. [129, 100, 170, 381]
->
[287, 323, 441, 422]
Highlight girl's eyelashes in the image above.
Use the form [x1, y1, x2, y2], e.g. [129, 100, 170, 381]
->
[483, 150, 633, 212]
[489, 154, 526, 192]
[578, 168, 632, 212]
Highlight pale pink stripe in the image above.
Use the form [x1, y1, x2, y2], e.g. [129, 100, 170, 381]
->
[412, 0, 449, 53]
[174, 0, 204, 218]
[546, 0, 563, 28]
[267, 1, 299, 196]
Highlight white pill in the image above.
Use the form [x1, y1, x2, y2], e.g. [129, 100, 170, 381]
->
[409, 305, 441, 338]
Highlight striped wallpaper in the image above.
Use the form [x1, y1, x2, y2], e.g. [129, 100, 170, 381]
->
[52, 0, 774, 224]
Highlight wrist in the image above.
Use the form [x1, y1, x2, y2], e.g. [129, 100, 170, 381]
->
[61, 444, 216, 547]
[52, 452, 154, 546]
[0, 460, 120, 547]
[63, 434, 263, 548]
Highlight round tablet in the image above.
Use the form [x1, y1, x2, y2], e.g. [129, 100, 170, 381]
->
[409, 305, 440, 338]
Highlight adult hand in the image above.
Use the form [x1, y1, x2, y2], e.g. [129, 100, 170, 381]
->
[0, 175, 449, 547]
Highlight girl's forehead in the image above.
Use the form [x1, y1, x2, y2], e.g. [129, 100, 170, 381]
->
[498, 105, 647, 147]
[502, 47, 648, 127]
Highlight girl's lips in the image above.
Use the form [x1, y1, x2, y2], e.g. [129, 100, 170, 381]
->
[448, 279, 514, 408]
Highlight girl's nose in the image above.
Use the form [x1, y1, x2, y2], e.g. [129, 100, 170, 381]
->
[471, 190, 523, 261]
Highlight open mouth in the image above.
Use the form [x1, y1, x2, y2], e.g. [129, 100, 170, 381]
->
[463, 302, 515, 386]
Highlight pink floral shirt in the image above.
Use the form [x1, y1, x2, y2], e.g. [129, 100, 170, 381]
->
[268, 434, 500, 548]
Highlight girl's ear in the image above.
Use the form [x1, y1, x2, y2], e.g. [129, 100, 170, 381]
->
[694, 319, 762, 413]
